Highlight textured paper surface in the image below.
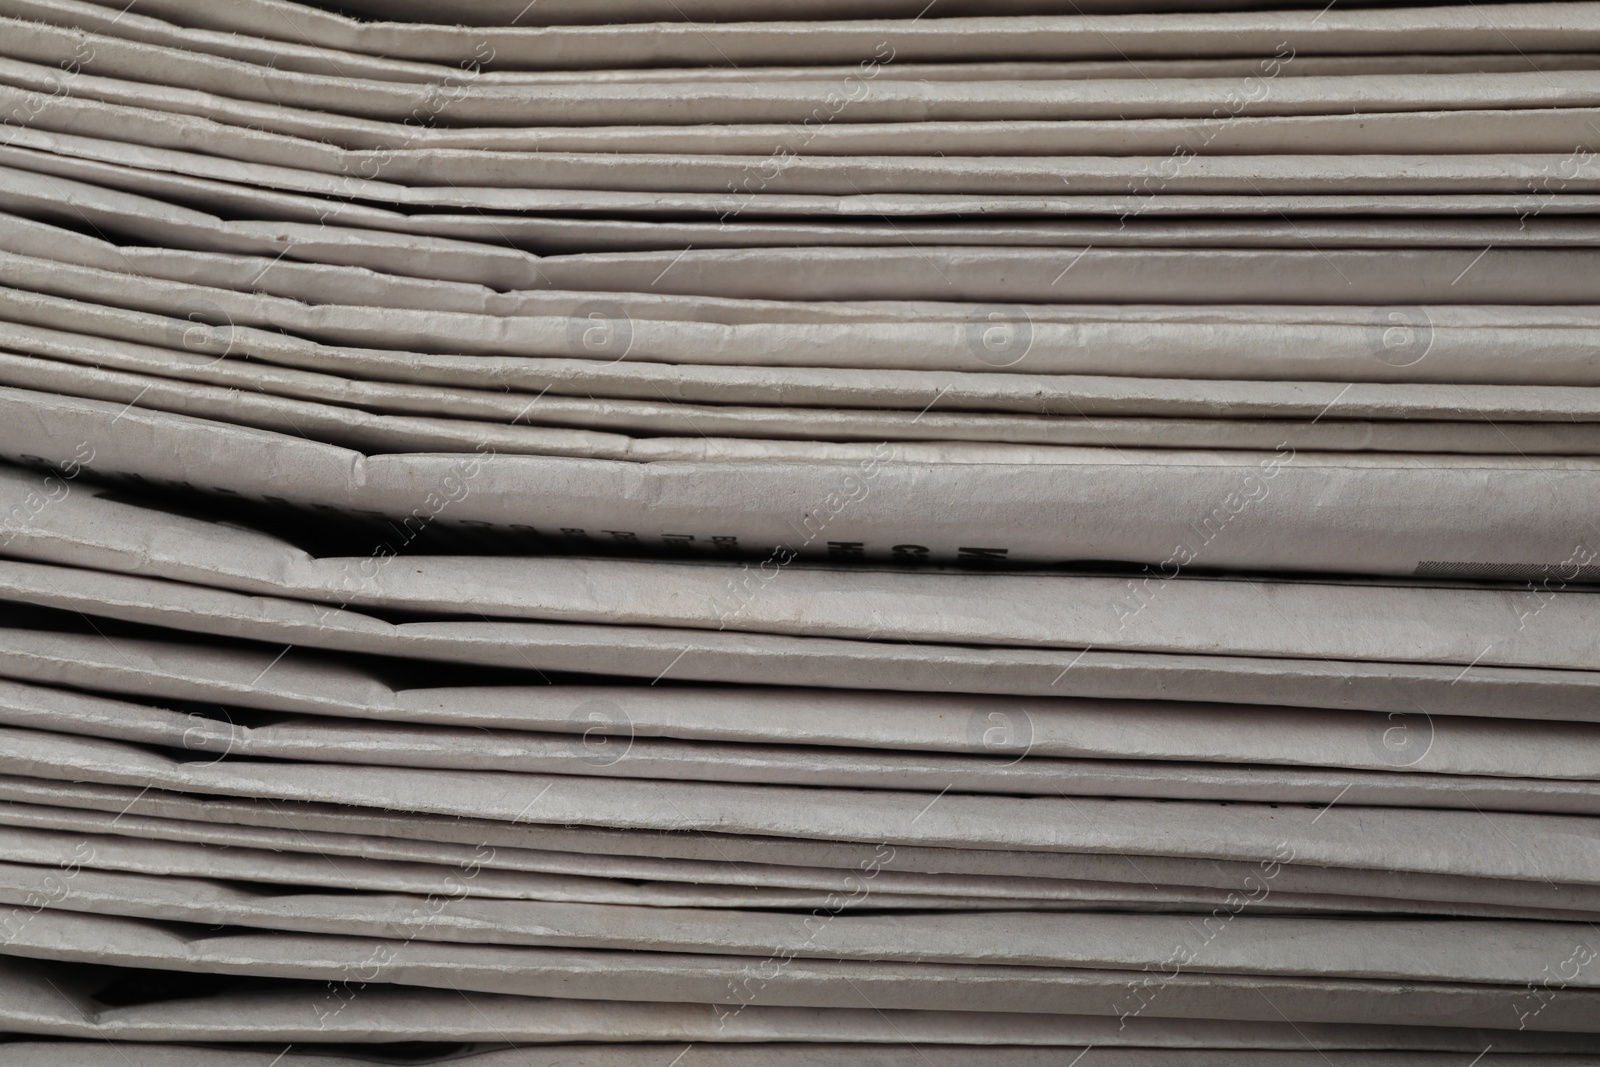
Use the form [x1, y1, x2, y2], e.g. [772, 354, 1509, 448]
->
[0, 628, 1591, 771]
[6, 723, 1599, 886]
[7, 776, 1598, 912]
[53, 2, 1600, 67]
[8, 1046, 1600, 1067]
[3, 0, 1597, 1050]
[6, 389, 1600, 575]
[2, 554, 1596, 717]
[4, 908, 1600, 1030]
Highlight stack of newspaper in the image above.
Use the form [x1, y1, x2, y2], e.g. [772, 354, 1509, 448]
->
[0, 0, 1597, 1063]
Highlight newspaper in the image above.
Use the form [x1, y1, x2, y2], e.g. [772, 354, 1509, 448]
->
[249, 0, 1598, 35]
[5, 375, 1600, 566]
[6, 723, 1599, 886]
[8, 962, 1591, 1052]
[529, 246, 1600, 305]
[56, 0, 1600, 35]
[6, 775, 1597, 913]
[8, 1044, 1600, 1067]
[3, 811, 1583, 920]
[2, 470, 1596, 669]
[8, 168, 1600, 314]
[1, 623, 1594, 767]
[23, 0, 1600, 88]
[2, 970, 1596, 1061]
[8, 16, 1600, 125]
[35, 140, 1580, 203]
[2, 7, 1592, 89]
[14, 208, 1596, 329]
[0, 0, 487, 82]
[25, 818, 1511, 916]
[9, 156, 1600, 304]
[4, 908, 1598, 1030]
[21, 126, 1600, 250]
[5, 674, 1596, 812]
[370, 213, 1600, 256]
[12, 0, 1600, 94]
[97, 453, 1600, 653]
[9, 284, 1600, 423]
[2, 552, 1596, 718]
[13, 118, 1600, 203]
[4, 80, 1597, 215]
[7, 1050, 1600, 1067]
[40, 2, 1600, 68]
[1, 955, 1595, 1048]
[0, 825, 1100, 921]
[0, 166, 546, 289]
[11, 247, 1600, 389]
[3, 857, 1599, 988]
[4, 0, 1596, 1046]
[12, 73, 1600, 164]
[9, 265, 1600, 393]
[10, 58, 1597, 189]
[17, 316, 1600, 452]
[14, 338, 1600, 457]
[0, 823, 1014, 911]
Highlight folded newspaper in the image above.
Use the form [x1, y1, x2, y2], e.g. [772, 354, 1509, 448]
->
[0, 0, 1597, 1061]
